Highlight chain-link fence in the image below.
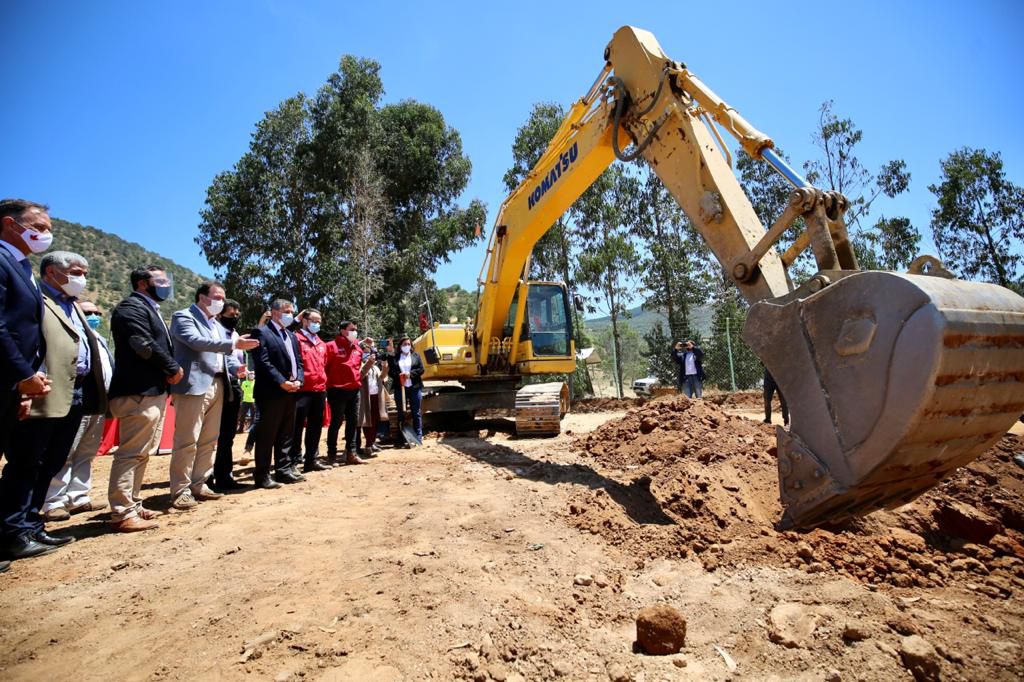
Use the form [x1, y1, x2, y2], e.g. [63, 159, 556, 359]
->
[702, 313, 764, 392]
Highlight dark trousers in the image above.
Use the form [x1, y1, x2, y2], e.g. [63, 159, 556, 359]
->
[213, 389, 241, 485]
[292, 391, 326, 466]
[362, 393, 381, 447]
[237, 402, 256, 433]
[764, 372, 789, 424]
[0, 403, 84, 541]
[253, 395, 297, 481]
[326, 387, 359, 456]
[0, 389, 17, 459]
[396, 384, 423, 443]
[244, 404, 260, 451]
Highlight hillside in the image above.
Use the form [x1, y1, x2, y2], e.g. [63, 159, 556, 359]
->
[28, 217, 209, 333]
[584, 303, 712, 339]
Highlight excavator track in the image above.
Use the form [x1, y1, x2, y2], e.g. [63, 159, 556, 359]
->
[746, 271, 1024, 530]
[514, 382, 569, 436]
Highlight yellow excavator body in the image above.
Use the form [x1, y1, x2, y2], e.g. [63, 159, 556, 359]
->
[414, 26, 1024, 528]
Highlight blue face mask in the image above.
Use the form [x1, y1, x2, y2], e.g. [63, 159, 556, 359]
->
[280, 313, 295, 327]
[86, 314, 101, 330]
[308, 322, 321, 334]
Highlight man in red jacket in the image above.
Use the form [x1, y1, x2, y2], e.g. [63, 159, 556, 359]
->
[292, 309, 330, 473]
[324, 320, 367, 466]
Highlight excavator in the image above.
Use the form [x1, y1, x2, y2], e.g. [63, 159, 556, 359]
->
[411, 26, 1024, 529]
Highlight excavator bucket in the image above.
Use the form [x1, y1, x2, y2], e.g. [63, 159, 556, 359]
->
[745, 271, 1024, 530]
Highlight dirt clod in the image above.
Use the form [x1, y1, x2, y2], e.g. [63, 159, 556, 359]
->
[635, 604, 687, 655]
[767, 602, 820, 649]
[899, 635, 942, 681]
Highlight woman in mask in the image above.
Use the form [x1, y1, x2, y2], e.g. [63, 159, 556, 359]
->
[384, 336, 424, 446]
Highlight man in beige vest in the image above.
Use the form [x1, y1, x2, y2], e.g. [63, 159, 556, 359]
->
[2, 251, 106, 562]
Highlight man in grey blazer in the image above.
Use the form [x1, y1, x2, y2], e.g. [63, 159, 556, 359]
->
[168, 281, 258, 510]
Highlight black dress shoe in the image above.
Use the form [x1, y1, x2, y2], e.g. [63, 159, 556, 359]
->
[215, 478, 245, 491]
[275, 470, 304, 484]
[255, 478, 282, 490]
[3, 535, 59, 560]
[303, 461, 330, 473]
[0, 560, 9, 573]
[34, 530, 74, 547]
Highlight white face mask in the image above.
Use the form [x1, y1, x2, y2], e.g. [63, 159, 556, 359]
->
[61, 273, 87, 297]
[348, 330, 358, 341]
[206, 298, 225, 315]
[401, 344, 411, 354]
[19, 225, 53, 254]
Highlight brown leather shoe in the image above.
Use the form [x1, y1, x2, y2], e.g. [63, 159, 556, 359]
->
[195, 486, 223, 501]
[68, 500, 108, 514]
[110, 517, 159, 533]
[345, 453, 368, 465]
[43, 508, 71, 522]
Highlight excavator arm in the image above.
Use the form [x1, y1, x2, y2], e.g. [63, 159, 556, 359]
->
[474, 26, 1024, 529]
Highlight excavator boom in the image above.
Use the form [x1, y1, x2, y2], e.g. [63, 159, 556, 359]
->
[465, 26, 1024, 528]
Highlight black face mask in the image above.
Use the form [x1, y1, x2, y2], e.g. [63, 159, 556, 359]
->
[220, 316, 240, 331]
[147, 284, 173, 302]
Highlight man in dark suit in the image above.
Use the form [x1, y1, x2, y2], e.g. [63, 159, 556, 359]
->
[0, 199, 54, 568]
[211, 299, 247, 491]
[106, 265, 184, 532]
[250, 299, 304, 488]
[3, 251, 107, 562]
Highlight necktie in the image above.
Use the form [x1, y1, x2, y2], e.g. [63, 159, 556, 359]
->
[20, 259, 33, 281]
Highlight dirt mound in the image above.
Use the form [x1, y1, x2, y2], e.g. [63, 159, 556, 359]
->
[569, 396, 1024, 590]
[705, 390, 763, 411]
[572, 397, 647, 413]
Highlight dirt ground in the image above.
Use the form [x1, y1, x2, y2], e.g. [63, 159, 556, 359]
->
[1, 397, 1022, 681]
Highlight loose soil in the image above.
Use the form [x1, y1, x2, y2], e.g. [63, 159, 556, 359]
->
[1, 398, 1022, 681]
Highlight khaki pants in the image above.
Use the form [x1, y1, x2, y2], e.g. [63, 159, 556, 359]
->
[169, 380, 224, 498]
[108, 394, 167, 522]
[43, 414, 105, 512]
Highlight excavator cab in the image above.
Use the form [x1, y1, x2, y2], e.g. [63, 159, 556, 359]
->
[522, 283, 574, 358]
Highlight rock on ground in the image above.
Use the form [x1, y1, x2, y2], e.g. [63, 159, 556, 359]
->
[899, 635, 942, 682]
[635, 604, 687, 655]
[768, 602, 821, 649]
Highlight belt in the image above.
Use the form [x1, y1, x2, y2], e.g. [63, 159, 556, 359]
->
[214, 372, 226, 378]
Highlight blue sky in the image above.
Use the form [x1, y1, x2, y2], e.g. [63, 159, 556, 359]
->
[2, 1, 1022, 296]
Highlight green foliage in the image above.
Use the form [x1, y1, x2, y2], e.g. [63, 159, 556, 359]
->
[573, 167, 643, 398]
[594, 322, 646, 396]
[634, 169, 713, 341]
[31, 218, 208, 340]
[643, 322, 677, 386]
[928, 147, 1024, 292]
[439, 284, 476, 323]
[703, 288, 762, 391]
[197, 55, 486, 337]
[503, 102, 573, 284]
[801, 101, 916, 270]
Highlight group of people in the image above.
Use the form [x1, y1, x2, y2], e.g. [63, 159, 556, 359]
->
[670, 339, 788, 424]
[0, 198, 426, 571]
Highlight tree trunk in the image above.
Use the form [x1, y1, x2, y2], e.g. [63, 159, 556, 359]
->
[606, 267, 623, 400]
